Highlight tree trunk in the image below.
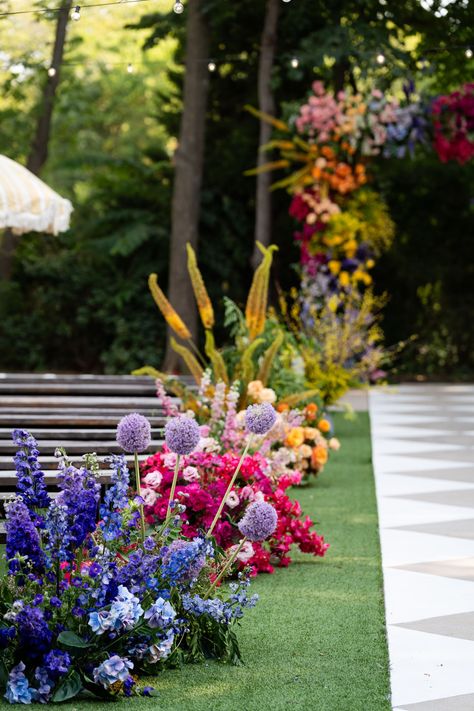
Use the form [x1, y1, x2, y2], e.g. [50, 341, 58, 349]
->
[0, 1, 72, 281]
[251, 0, 279, 269]
[27, 0, 72, 175]
[163, 0, 210, 372]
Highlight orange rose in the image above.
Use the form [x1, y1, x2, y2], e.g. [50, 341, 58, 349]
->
[318, 419, 331, 434]
[305, 402, 318, 421]
[311, 445, 328, 468]
[285, 427, 305, 448]
[277, 403, 289, 413]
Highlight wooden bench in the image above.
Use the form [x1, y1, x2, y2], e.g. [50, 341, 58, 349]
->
[0, 373, 170, 541]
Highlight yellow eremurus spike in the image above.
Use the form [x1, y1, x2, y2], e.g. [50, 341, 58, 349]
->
[148, 273, 191, 340]
[186, 244, 215, 329]
[245, 243, 278, 340]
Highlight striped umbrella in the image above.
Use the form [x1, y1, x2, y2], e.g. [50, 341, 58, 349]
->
[0, 154, 72, 235]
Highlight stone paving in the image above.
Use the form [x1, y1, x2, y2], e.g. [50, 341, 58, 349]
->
[370, 384, 474, 711]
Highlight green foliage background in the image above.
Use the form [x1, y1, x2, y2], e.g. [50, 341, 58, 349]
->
[0, 0, 472, 375]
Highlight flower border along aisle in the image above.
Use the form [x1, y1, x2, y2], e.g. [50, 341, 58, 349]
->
[0, 410, 280, 705]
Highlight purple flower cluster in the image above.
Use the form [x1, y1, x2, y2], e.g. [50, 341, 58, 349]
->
[16, 606, 53, 662]
[245, 403, 277, 435]
[116, 413, 151, 453]
[57, 464, 100, 552]
[238, 501, 278, 542]
[12, 430, 50, 515]
[165, 416, 200, 455]
[5, 498, 45, 574]
[2, 424, 259, 704]
[42, 650, 71, 680]
[100, 454, 134, 541]
[160, 537, 212, 585]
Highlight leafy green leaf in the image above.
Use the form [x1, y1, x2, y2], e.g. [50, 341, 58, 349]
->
[0, 659, 9, 690]
[51, 671, 82, 703]
[58, 631, 92, 648]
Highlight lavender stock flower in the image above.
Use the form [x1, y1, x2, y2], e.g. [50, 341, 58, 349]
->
[238, 501, 278, 542]
[245, 403, 277, 435]
[116, 413, 151, 453]
[165, 416, 200, 455]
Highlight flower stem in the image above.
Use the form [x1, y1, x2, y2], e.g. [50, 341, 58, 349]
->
[167, 454, 181, 521]
[206, 438, 252, 538]
[134, 451, 145, 542]
[204, 537, 247, 599]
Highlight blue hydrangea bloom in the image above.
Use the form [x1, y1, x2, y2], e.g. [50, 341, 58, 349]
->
[4, 662, 34, 704]
[147, 630, 175, 663]
[144, 597, 176, 629]
[32, 667, 54, 704]
[89, 586, 143, 636]
[93, 655, 133, 689]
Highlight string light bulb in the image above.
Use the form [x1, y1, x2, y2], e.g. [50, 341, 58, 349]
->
[376, 52, 386, 64]
[127, 63, 134, 73]
[207, 61, 216, 72]
[173, 1, 184, 13]
[290, 57, 299, 68]
[466, 48, 473, 59]
[47, 67, 57, 77]
[71, 5, 81, 21]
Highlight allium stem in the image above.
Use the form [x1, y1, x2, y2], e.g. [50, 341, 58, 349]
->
[206, 438, 252, 538]
[134, 452, 145, 542]
[204, 537, 247, 598]
[166, 454, 181, 521]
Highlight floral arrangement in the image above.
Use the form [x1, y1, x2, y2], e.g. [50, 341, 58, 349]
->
[432, 83, 474, 164]
[0, 409, 282, 704]
[155, 372, 339, 480]
[135, 241, 322, 408]
[139, 375, 334, 575]
[294, 81, 428, 159]
[141, 442, 329, 576]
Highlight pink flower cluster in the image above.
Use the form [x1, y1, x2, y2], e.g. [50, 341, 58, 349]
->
[141, 447, 329, 576]
[432, 83, 474, 164]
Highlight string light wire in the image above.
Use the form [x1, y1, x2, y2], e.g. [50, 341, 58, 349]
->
[0, 0, 151, 17]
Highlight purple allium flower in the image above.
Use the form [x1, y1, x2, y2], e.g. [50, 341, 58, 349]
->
[164, 416, 200, 455]
[244, 403, 277, 435]
[237, 501, 278, 542]
[116, 413, 151, 453]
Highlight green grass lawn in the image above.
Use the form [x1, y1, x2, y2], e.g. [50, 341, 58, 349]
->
[1, 412, 390, 711]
